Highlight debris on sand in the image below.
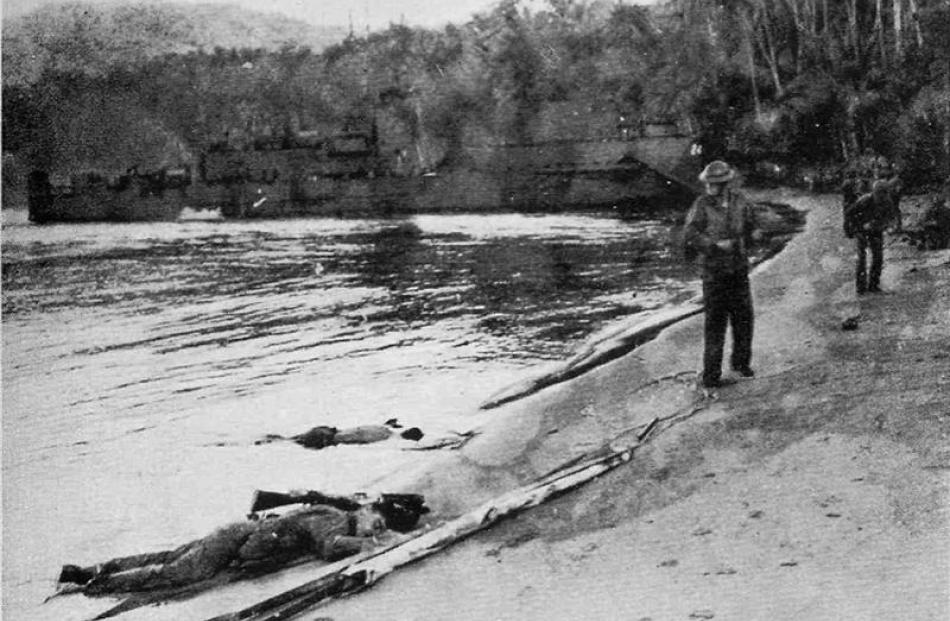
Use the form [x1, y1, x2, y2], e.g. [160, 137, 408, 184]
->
[841, 315, 860, 330]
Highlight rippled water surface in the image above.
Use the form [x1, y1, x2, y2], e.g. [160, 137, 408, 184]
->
[2, 209, 702, 619]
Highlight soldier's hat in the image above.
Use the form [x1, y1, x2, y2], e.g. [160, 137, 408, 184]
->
[698, 160, 735, 184]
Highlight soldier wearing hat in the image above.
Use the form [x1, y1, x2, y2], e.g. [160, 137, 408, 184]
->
[683, 160, 761, 389]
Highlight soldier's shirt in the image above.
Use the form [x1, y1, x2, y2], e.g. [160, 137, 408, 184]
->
[684, 190, 757, 277]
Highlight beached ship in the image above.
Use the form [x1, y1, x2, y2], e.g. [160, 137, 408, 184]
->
[26, 121, 701, 223]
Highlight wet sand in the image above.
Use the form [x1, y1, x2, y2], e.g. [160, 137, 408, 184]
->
[319, 191, 950, 620]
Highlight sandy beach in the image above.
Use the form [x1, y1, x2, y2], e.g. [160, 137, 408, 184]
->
[314, 190, 950, 620]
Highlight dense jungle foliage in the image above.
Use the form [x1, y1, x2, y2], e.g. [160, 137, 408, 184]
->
[3, 0, 949, 196]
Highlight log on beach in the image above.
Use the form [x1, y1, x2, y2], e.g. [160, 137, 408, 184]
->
[479, 301, 703, 409]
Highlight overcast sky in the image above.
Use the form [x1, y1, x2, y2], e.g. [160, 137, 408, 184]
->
[3, 0, 657, 31]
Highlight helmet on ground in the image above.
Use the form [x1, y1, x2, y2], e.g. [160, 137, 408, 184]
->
[698, 160, 735, 184]
[373, 493, 430, 532]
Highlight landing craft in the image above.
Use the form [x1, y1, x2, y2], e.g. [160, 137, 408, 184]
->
[27, 121, 701, 223]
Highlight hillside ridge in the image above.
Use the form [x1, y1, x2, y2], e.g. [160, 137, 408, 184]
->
[2, 1, 348, 85]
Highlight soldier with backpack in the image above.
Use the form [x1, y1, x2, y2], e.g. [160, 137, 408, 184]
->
[845, 179, 903, 294]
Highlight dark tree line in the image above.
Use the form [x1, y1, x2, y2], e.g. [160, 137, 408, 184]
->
[3, 0, 949, 191]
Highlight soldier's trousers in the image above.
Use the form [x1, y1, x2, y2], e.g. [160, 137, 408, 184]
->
[83, 523, 254, 593]
[702, 272, 753, 385]
[855, 231, 884, 292]
[83, 541, 219, 593]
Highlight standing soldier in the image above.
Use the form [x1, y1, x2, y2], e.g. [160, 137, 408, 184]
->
[684, 160, 761, 389]
[845, 179, 903, 294]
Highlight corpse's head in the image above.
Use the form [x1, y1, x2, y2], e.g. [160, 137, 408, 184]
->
[352, 505, 388, 536]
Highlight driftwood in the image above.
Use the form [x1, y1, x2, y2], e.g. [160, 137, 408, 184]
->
[479, 302, 703, 409]
[205, 418, 659, 621]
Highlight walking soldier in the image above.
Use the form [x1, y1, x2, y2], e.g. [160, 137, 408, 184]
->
[845, 179, 902, 294]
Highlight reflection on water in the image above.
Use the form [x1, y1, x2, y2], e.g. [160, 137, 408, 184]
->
[2, 211, 702, 619]
[2, 214, 694, 442]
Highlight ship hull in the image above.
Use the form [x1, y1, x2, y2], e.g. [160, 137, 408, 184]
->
[28, 187, 194, 224]
[27, 138, 700, 224]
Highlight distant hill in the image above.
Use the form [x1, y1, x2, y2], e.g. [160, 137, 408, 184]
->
[1, 1, 348, 85]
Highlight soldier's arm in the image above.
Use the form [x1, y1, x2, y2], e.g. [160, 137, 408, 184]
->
[323, 535, 375, 561]
[290, 507, 371, 562]
[683, 199, 714, 254]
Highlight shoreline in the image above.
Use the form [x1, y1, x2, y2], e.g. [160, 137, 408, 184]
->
[24, 190, 947, 620]
[316, 190, 949, 619]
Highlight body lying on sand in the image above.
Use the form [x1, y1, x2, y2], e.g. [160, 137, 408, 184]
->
[255, 419, 476, 451]
[56, 492, 429, 596]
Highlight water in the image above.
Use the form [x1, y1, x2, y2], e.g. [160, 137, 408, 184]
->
[2, 208, 703, 619]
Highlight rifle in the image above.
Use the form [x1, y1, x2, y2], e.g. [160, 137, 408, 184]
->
[249, 489, 429, 517]
[250, 490, 362, 514]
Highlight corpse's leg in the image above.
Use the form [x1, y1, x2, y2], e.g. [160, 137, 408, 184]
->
[85, 525, 250, 594]
[96, 546, 186, 575]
